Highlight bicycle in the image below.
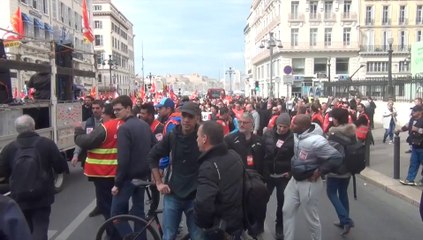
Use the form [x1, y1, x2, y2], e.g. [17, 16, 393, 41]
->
[96, 180, 190, 240]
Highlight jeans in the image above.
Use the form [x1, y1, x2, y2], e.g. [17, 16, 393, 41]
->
[383, 118, 395, 142]
[163, 194, 205, 240]
[406, 147, 423, 182]
[326, 177, 353, 226]
[266, 177, 289, 229]
[111, 180, 146, 240]
[22, 206, 51, 240]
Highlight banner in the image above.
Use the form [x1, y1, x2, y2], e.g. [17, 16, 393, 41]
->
[82, 0, 94, 43]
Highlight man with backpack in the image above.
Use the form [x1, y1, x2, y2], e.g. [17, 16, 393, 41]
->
[283, 114, 343, 240]
[0, 115, 69, 240]
[194, 120, 244, 240]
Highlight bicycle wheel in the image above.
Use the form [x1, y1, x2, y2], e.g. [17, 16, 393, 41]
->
[96, 214, 160, 240]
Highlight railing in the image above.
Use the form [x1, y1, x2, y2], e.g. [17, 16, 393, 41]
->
[341, 12, 357, 21]
[324, 13, 336, 21]
[288, 13, 304, 22]
[398, 18, 408, 25]
[309, 13, 320, 21]
[381, 18, 391, 25]
[360, 45, 411, 53]
[365, 18, 374, 25]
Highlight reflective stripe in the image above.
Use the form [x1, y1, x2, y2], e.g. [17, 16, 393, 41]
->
[88, 148, 117, 154]
[86, 158, 117, 165]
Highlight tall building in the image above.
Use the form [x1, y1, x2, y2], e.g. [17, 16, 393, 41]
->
[359, 0, 422, 80]
[245, 0, 361, 98]
[92, 0, 134, 96]
[1, 0, 96, 94]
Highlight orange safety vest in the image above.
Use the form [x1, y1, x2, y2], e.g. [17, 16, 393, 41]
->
[84, 119, 122, 178]
[150, 119, 162, 133]
[217, 119, 230, 135]
[163, 112, 181, 136]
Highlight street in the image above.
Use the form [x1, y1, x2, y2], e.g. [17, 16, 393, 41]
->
[47, 163, 423, 240]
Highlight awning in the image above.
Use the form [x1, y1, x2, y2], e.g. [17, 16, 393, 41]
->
[44, 23, 53, 33]
[34, 18, 44, 29]
[21, 13, 32, 24]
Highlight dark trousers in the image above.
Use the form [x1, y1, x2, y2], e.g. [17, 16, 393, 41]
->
[420, 190, 423, 221]
[22, 206, 51, 240]
[93, 178, 115, 220]
[266, 177, 289, 228]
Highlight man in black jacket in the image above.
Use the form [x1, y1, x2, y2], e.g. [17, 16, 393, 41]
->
[110, 96, 156, 221]
[148, 102, 205, 240]
[0, 115, 68, 240]
[262, 113, 294, 240]
[0, 195, 32, 240]
[195, 120, 244, 240]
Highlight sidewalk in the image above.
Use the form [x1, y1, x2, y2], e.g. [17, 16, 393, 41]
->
[359, 124, 422, 207]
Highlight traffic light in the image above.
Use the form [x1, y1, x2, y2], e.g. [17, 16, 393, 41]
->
[255, 81, 259, 91]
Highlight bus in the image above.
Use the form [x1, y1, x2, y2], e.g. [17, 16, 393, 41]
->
[207, 88, 225, 99]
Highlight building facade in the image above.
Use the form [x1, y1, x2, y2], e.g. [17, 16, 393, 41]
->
[245, 0, 423, 99]
[1, 0, 96, 95]
[92, 0, 134, 96]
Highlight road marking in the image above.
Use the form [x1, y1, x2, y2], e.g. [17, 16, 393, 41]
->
[48, 230, 57, 240]
[54, 199, 96, 240]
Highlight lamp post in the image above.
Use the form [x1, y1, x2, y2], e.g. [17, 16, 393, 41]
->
[102, 54, 117, 90]
[327, 58, 332, 96]
[387, 37, 394, 100]
[260, 32, 283, 99]
[226, 67, 235, 95]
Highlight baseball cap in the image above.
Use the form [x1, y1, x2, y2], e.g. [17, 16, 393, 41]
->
[412, 105, 423, 112]
[155, 97, 175, 109]
[179, 102, 201, 116]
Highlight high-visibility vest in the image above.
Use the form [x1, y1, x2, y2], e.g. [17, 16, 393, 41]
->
[84, 119, 122, 178]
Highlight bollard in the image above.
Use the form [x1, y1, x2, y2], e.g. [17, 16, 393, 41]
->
[365, 138, 370, 167]
[393, 133, 400, 179]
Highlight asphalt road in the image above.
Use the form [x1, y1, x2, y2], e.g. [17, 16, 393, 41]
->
[47, 163, 423, 240]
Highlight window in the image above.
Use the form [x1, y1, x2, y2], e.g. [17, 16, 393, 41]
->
[418, 30, 422, 42]
[95, 35, 103, 46]
[366, 6, 373, 25]
[343, 28, 351, 46]
[324, 1, 333, 19]
[20, 0, 27, 4]
[52, 0, 57, 19]
[310, 28, 317, 46]
[399, 6, 406, 24]
[324, 28, 332, 46]
[291, 28, 299, 46]
[367, 62, 388, 73]
[314, 58, 327, 74]
[336, 58, 349, 74]
[94, 21, 102, 29]
[310, 1, 318, 19]
[291, 1, 299, 19]
[417, 5, 423, 24]
[94, 5, 102, 11]
[343, 1, 351, 18]
[42, 0, 48, 14]
[68, 7, 72, 27]
[382, 6, 389, 25]
[399, 61, 410, 72]
[292, 58, 305, 75]
[33, 0, 38, 9]
[399, 31, 406, 51]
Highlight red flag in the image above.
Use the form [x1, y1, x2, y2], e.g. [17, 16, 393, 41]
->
[90, 86, 96, 98]
[150, 82, 156, 93]
[82, 0, 94, 43]
[169, 86, 177, 101]
[28, 88, 35, 99]
[9, 7, 24, 40]
[140, 86, 145, 102]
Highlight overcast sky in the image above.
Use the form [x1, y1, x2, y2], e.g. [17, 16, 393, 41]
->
[112, 0, 251, 80]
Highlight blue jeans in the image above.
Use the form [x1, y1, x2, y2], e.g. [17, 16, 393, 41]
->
[406, 147, 423, 182]
[163, 194, 205, 240]
[326, 177, 353, 226]
[383, 118, 395, 142]
[111, 180, 146, 239]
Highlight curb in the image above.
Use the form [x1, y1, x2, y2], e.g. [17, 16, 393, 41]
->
[359, 168, 422, 207]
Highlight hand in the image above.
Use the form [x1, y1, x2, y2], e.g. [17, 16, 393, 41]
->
[71, 156, 79, 167]
[156, 182, 171, 195]
[111, 186, 119, 196]
[309, 169, 321, 182]
[281, 172, 290, 178]
[73, 121, 82, 129]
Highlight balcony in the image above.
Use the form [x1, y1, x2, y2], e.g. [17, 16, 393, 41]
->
[398, 18, 408, 25]
[365, 18, 374, 26]
[360, 44, 411, 53]
[341, 12, 357, 22]
[309, 13, 321, 21]
[288, 13, 305, 22]
[381, 18, 391, 25]
[324, 13, 336, 22]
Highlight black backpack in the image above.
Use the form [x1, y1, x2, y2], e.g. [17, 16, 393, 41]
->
[242, 168, 268, 238]
[344, 142, 366, 175]
[9, 139, 49, 201]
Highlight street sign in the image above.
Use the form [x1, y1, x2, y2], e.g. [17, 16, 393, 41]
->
[283, 75, 294, 85]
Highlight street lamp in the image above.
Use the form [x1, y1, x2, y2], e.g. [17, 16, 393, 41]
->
[102, 54, 117, 90]
[225, 67, 235, 94]
[260, 32, 283, 99]
[387, 37, 394, 100]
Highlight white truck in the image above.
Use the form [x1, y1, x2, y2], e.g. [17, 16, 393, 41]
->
[0, 42, 96, 192]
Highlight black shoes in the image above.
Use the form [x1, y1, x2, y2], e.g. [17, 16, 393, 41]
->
[88, 206, 101, 217]
[405, 149, 412, 154]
